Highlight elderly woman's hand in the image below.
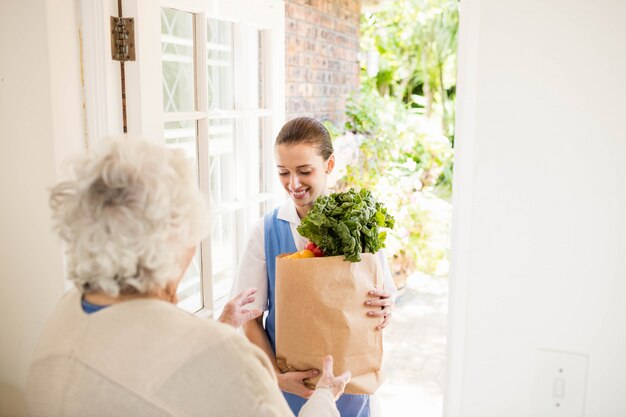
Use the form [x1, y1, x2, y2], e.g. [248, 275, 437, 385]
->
[314, 355, 351, 401]
[218, 288, 263, 328]
[364, 289, 394, 330]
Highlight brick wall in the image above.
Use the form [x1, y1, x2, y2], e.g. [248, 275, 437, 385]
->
[285, 0, 361, 126]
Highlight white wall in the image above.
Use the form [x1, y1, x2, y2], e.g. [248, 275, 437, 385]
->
[0, 0, 83, 406]
[446, 1, 626, 416]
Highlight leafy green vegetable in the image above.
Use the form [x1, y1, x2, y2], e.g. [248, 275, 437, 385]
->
[297, 189, 395, 262]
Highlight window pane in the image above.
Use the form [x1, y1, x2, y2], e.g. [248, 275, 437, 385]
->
[242, 26, 260, 110]
[211, 211, 237, 300]
[161, 8, 195, 112]
[164, 120, 198, 182]
[243, 117, 261, 198]
[243, 116, 271, 199]
[208, 118, 236, 206]
[177, 247, 202, 313]
[207, 19, 234, 110]
[163, 120, 201, 312]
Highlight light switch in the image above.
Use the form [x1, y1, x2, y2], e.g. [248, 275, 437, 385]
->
[531, 349, 588, 417]
[553, 377, 564, 398]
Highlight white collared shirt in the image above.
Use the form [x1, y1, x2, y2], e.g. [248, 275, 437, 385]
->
[230, 199, 397, 311]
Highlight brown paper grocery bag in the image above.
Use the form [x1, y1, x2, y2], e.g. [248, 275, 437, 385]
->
[275, 253, 384, 395]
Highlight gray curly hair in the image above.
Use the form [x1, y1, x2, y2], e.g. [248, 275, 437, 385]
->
[50, 136, 209, 297]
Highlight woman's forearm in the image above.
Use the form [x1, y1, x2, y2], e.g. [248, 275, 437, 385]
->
[243, 317, 281, 374]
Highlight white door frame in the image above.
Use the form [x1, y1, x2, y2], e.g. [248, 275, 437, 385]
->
[443, 0, 480, 415]
[78, 0, 124, 146]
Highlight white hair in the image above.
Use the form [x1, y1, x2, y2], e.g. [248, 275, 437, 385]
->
[50, 136, 209, 297]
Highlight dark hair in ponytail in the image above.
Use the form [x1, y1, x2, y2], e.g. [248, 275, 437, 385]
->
[275, 117, 333, 160]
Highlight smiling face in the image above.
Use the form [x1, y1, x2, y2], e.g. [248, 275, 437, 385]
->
[275, 142, 335, 218]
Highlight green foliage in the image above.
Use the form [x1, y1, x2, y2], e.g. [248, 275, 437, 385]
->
[361, 0, 458, 138]
[344, 82, 385, 134]
[340, 89, 453, 198]
[334, 94, 453, 274]
[331, 0, 458, 277]
[297, 189, 395, 262]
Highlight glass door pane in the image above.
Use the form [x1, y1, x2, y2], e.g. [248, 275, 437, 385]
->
[164, 120, 198, 177]
[242, 26, 260, 110]
[161, 7, 201, 312]
[208, 118, 236, 207]
[207, 19, 234, 110]
[211, 211, 237, 300]
[161, 8, 195, 112]
[163, 120, 202, 312]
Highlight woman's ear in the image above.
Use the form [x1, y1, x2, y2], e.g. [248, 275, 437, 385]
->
[164, 280, 179, 304]
[326, 154, 335, 174]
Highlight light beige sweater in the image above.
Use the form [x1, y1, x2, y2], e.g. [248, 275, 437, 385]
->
[25, 291, 338, 417]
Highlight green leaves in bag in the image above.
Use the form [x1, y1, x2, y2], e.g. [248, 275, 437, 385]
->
[297, 189, 395, 262]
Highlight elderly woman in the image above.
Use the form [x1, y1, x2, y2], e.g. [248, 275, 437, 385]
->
[25, 136, 349, 417]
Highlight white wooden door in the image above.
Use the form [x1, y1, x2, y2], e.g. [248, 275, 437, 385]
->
[79, 0, 285, 315]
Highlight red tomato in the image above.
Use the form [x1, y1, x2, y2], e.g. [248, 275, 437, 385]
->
[304, 242, 325, 257]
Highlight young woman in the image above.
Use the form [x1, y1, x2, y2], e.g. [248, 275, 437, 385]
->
[231, 117, 397, 417]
